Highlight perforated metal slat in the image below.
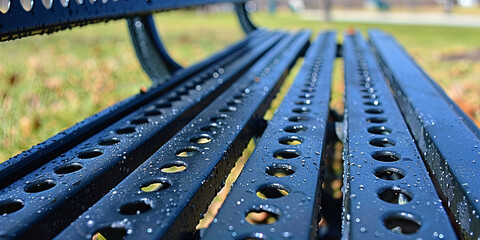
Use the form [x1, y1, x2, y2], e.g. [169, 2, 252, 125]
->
[370, 29, 480, 238]
[0, 31, 284, 240]
[341, 32, 457, 239]
[55, 31, 310, 240]
[0, 29, 266, 191]
[0, 0, 246, 41]
[202, 31, 336, 240]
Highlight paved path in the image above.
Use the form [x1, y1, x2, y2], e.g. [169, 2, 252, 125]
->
[302, 9, 480, 28]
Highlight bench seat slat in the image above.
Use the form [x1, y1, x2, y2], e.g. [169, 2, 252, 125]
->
[370, 29, 480, 238]
[341, 32, 457, 239]
[0, 30, 284, 239]
[55, 30, 310, 240]
[0, 29, 265, 191]
[202, 31, 337, 240]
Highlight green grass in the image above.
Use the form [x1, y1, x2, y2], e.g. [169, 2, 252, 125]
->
[1, 10, 479, 161]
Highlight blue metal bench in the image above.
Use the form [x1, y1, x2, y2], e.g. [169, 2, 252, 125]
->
[1, 0, 478, 239]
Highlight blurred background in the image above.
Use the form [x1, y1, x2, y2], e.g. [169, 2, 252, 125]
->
[0, 0, 479, 162]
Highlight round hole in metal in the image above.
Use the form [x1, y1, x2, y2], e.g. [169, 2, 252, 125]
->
[237, 232, 269, 240]
[256, 184, 289, 199]
[78, 149, 103, 159]
[383, 213, 421, 234]
[98, 137, 121, 146]
[288, 116, 310, 122]
[367, 126, 392, 135]
[155, 100, 172, 108]
[366, 117, 387, 124]
[141, 180, 171, 192]
[365, 108, 384, 114]
[298, 93, 314, 99]
[24, 179, 56, 193]
[295, 100, 312, 105]
[378, 187, 413, 205]
[41, 0, 52, 9]
[118, 199, 152, 215]
[374, 167, 405, 181]
[185, 82, 196, 90]
[210, 114, 228, 123]
[161, 163, 187, 173]
[361, 83, 374, 88]
[130, 117, 149, 125]
[278, 136, 303, 145]
[245, 206, 280, 225]
[227, 99, 242, 106]
[273, 149, 301, 159]
[371, 151, 400, 162]
[364, 100, 381, 106]
[266, 164, 295, 177]
[302, 88, 315, 93]
[144, 109, 162, 117]
[369, 138, 396, 147]
[200, 123, 221, 132]
[361, 88, 376, 93]
[167, 95, 181, 102]
[190, 134, 212, 144]
[292, 107, 310, 114]
[54, 163, 83, 175]
[362, 94, 378, 99]
[92, 226, 127, 240]
[0, 199, 24, 215]
[219, 106, 237, 113]
[234, 93, 247, 99]
[116, 127, 136, 134]
[283, 125, 307, 133]
[20, 0, 33, 11]
[177, 88, 189, 96]
[0, 0, 10, 13]
[176, 147, 200, 157]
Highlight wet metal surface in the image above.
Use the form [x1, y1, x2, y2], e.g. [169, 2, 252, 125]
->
[341, 32, 457, 239]
[370, 29, 480, 238]
[0, 31, 283, 239]
[203, 31, 337, 240]
[55, 31, 310, 240]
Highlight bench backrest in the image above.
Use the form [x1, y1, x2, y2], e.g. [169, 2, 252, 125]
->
[0, 0, 247, 41]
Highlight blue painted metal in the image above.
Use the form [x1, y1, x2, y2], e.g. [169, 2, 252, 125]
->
[55, 30, 310, 240]
[0, 28, 265, 191]
[234, 3, 257, 34]
[370, 29, 479, 238]
[128, 15, 183, 85]
[0, 30, 284, 240]
[0, 0, 247, 41]
[203, 31, 337, 240]
[341, 31, 457, 239]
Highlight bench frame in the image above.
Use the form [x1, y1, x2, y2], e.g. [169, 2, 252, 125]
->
[2, 1, 479, 239]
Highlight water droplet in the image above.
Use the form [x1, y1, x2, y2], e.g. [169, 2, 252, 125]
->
[86, 220, 95, 228]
